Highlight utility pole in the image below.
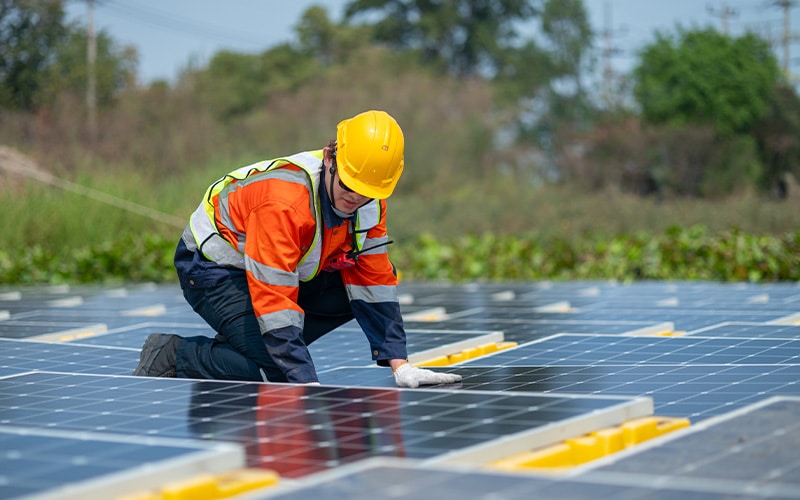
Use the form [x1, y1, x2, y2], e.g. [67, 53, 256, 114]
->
[600, 2, 625, 108]
[86, 0, 97, 143]
[769, 0, 798, 75]
[707, 3, 738, 35]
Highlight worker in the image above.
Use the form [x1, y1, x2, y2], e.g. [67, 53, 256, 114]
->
[133, 110, 461, 388]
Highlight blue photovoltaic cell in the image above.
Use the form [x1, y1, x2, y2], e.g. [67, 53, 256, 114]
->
[0, 426, 240, 499]
[461, 334, 800, 366]
[0, 371, 648, 479]
[0, 338, 137, 375]
[309, 325, 502, 372]
[0, 280, 798, 499]
[318, 364, 800, 420]
[585, 397, 800, 497]
[255, 458, 780, 499]
[403, 318, 670, 343]
[450, 308, 794, 332]
[687, 322, 800, 338]
[0, 319, 109, 340]
[65, 322, 216, 349]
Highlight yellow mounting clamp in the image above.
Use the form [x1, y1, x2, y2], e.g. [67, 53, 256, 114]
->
[117, 468, 280, 500]
[415, 341, 518, 367]
[488, 416, 690, 473]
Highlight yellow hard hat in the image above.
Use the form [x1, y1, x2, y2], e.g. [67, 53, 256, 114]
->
[336, 110, 404, 199]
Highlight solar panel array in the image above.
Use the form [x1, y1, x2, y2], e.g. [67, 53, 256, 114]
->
[0, 280, 799, 499]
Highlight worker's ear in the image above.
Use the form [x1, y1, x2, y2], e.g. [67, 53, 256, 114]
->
[324, 147, 336, 174]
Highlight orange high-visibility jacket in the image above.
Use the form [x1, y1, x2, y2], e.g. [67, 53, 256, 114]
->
[179, 150, 407, 379]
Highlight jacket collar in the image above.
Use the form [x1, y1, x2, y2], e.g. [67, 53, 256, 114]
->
[319, 168, 350, 229]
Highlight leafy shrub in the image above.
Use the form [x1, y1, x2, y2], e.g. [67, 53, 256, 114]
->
[1, 227, 797, 285]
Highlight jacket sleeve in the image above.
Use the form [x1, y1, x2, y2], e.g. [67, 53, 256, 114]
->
[342, 200, 408, 365]
[243, 199, 319, 382]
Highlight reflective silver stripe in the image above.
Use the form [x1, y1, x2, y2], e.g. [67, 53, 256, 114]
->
[352, 202, 380, 251]
[185, 151, 324, 272]
[187, 202, 246, 267]
[245, 255, 299, 288]
[257, 308, 304, 332]
[289, 154, 323, 281]
[182, 224, 197, 251]
[215, 167, 311, 235]
[297, 248, 321, 280]
[346, 284, 398, 303]
[361, 235, 390, 255]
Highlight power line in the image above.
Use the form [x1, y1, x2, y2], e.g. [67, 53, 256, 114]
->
[767, 0, 800, 74]
[0, 147, 185, 229]
[707, 3, 738, 35]
[599, 1, 627, 108]
[99, 0, 268, 48]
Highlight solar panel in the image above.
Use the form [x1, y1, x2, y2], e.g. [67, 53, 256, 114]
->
[318, 364, 800, 420]
[0, 371, 651, 478]
[687, 322, 800, 338]
[0, 425, 243, 500]
[308, 325, 504, 371]
[262, 399, 800, 499]
[0, 338, 137, 375]
[583, 396, 800, 497]
[462, 334, 800, 366]
[0, 319, 109, 340]
[403, 317, 672, 343]
[62, 322, 216, 348]
[255, 457, 771, 499]
[0, 280, 798, 498]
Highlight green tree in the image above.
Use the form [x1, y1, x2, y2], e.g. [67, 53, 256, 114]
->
[528, 0, 594, 130]
[344, 0, 538, 77]
[41, 28, 137, 107]
[295, 6, 338, 66]
[295, 5, 373, 67]
[191, 43, 319, 119]
[541, 0, 592, 91]
[0, 0, 67, 109]
[752, 84, 800, 197]
[633, 29, 781, 135]
[631, 28, 787, 197]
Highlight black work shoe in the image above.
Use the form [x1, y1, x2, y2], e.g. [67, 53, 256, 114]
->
[132, 334, 180, 377]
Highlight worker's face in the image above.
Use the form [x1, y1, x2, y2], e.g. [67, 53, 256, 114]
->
[333, 168, 372, 214]
[325, 147, 372, 214]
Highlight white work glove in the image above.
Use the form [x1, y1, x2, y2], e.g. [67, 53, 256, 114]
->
[393, 363, 462, 388]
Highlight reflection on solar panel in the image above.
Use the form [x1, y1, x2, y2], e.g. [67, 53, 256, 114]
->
[0, 280, 798, 498]
[0, 372, 649, 479]
[248, 399, 800, 499]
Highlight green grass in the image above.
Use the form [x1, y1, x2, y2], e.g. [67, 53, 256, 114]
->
[5, 168, 800, 256]
[2, 167, 799, 284]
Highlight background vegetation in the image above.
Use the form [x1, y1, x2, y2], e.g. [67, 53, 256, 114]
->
[1, 0, 799, 284]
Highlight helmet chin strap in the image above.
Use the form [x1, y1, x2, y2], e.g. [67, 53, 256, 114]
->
[326, 161, 355, 218]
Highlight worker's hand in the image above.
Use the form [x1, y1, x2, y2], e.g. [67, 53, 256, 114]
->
[393, 363, 462, 388]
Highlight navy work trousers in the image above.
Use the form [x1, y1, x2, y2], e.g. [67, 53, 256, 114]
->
[175, 271, 354, 382]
